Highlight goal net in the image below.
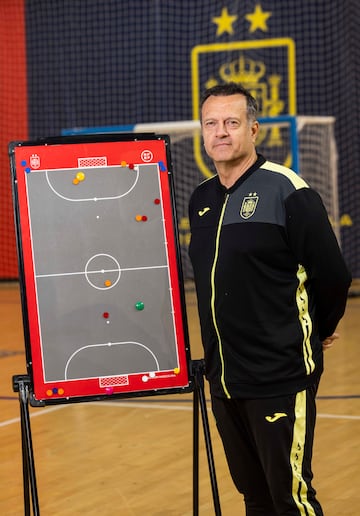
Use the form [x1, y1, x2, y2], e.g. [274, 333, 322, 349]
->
[63, 116, 339, 280]
[128, 116, 339, 279]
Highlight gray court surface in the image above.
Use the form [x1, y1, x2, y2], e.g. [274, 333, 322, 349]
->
[25, 163, 179, 382]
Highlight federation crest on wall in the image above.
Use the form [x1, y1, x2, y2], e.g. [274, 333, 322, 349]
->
[191, 39, 296, 178]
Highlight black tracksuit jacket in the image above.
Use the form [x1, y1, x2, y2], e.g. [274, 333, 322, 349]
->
[188, 155, 352, 399]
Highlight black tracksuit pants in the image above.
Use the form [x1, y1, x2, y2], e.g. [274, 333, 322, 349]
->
[211, 383, 323, 516]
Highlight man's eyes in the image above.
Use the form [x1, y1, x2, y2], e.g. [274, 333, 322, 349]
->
[203, 120, 240, 128]
[226, 119, 240, 127]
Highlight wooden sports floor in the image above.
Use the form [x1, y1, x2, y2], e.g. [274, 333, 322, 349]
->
[0, 281, 359, 515]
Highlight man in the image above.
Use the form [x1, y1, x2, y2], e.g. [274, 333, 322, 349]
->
[188, 83, 351, 515]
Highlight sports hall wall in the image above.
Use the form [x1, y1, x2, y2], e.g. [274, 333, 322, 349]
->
[1, 0, 359, 279]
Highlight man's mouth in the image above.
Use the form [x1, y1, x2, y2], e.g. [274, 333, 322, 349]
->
[214, 142, 230, 148]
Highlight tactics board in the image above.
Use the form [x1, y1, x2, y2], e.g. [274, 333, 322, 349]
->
[9, 134, 192, 405]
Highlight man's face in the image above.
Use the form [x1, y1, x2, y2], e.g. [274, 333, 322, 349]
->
[201, 94, 259, 166]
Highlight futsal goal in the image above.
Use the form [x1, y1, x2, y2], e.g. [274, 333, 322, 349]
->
[63, 115, 339, 280]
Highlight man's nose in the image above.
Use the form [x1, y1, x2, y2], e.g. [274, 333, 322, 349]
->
[216, 122, 229, 136]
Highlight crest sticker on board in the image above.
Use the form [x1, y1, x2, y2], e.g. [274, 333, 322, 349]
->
[30, 154, 41, 169]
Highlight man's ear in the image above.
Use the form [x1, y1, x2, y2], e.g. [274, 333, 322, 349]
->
[251, 120, 260, 143]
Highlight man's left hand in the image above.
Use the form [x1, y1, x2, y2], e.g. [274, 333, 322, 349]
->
[322, 332, 339, 351]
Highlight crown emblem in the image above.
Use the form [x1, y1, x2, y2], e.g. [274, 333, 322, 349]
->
[219, 54, 265, 84]
[240, 192, 259, 220]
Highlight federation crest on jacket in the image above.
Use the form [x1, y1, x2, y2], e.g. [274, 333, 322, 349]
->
[240, 192, 259, 219]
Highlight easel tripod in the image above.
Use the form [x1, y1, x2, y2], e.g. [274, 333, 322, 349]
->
[192, 359, 222, 515]
[13, 361, 222, 515]
[13, 374, 40, 516]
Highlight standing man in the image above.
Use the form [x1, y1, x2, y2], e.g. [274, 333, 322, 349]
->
[188, 83, 351, 515]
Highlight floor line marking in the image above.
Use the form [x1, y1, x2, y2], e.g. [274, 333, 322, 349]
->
[1, 402, 359, 429]
[317, 412, 360, 420]
[0, 404, 66, 428]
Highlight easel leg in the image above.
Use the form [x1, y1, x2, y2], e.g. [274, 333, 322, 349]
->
[192, 360, 222, 516]
[21, 411, 31, 516]
[13, 375, 40, 516]
[193, 381, 199, 516]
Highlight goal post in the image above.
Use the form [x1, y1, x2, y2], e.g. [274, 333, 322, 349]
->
[62, 115, 339, 279]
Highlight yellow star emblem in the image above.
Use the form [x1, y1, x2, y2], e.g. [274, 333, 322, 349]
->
[212, 7, 238, 36]
[245, 4, 272, 33]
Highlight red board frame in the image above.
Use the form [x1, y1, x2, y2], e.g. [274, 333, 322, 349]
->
[9, 134, 192, 405]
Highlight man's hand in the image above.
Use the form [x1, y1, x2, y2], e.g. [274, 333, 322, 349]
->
[322, 332, 339, 351]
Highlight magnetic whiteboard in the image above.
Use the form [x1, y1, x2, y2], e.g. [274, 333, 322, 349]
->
[10, 134, 192, 405]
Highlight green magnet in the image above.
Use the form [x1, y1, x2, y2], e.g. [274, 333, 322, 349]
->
[135, 301, 144, 311]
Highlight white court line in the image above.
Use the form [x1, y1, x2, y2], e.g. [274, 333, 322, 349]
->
[36, 264, 168, 279]
[1, 402, 359, 429]
[0, 404, 65, 428]
[317, 413, 360, 420]
[91, 401, 193, 411]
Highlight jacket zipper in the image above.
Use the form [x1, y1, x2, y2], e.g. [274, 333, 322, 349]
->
[210, 193, 231, 399]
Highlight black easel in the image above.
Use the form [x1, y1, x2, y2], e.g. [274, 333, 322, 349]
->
[192, 359, 222, 515]
[13, 363, 221, 516]
[13, 374, 40, 516]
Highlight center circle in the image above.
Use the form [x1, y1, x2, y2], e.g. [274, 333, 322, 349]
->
[84, 254, 121, 290]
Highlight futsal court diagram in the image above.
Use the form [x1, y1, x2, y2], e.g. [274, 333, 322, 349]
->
[12, 138, 189, 401]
